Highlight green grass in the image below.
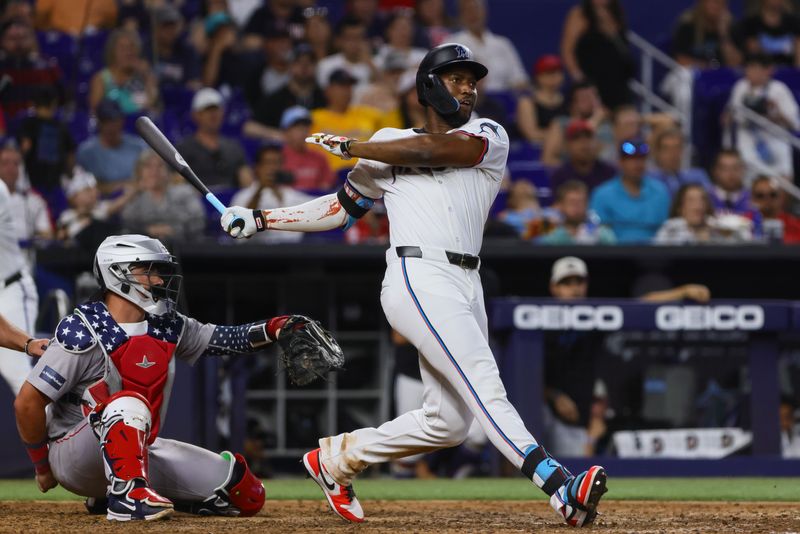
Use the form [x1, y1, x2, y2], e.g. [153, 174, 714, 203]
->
[2, 477, 799, 502]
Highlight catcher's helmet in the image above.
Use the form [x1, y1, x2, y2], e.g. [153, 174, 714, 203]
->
[93, 234, 182, 317]
[416, 43, 488, 116]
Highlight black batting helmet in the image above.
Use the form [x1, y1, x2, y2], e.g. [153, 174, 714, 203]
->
[416, 43, 488, 116]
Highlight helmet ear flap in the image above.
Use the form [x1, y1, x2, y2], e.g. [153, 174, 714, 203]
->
[424, 72, 459, 116]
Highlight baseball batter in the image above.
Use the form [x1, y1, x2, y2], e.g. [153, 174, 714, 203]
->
[221, 43, 607, 527]
[14, 234, 341, 521]
[0, 143, 39, 394]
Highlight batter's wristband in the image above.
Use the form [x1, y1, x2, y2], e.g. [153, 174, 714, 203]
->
[341, 140, 353, 159]
[253, 210, 266, 232]
[24, 440, 51, 474]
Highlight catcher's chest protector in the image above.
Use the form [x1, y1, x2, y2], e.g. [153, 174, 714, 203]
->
[66, 301, 184, 441]
[106, 336, 175, 438]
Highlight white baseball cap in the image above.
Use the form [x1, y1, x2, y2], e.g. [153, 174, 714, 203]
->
[550, 256, 588, 284]
[65, 167, 97, 197]
[191, 87, 224, 111]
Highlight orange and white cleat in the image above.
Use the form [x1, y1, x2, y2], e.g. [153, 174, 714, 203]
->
[550, 465, 608, 527]
[302, 448, 364, 523]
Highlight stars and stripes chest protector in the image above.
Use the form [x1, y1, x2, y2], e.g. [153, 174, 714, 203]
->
[56, 301, 185, 440]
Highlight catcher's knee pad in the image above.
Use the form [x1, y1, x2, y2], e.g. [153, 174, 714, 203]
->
[177, 451, 265, 517]
[221, 452, 265, 517]
[97, 391, 152, 434]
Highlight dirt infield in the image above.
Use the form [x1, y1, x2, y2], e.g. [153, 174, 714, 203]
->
[1, 500, 797, 533]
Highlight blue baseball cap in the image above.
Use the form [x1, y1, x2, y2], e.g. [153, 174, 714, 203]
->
[619, 139, 649, 158]
[280, 106, 312, 129]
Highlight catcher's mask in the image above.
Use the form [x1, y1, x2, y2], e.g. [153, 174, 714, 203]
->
[416, 43, 487, 120]
[93, 234, 183, 317]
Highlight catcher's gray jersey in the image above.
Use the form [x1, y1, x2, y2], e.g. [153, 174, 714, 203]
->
[27, 313, 214, 439]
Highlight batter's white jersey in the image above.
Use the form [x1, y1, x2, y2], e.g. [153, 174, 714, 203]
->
[346, 117, 509, 256]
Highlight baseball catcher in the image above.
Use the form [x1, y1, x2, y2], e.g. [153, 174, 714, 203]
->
[13, 234, 343, 521]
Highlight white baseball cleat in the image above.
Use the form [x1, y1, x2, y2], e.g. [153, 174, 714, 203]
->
[302, 448, 364, 523]
[550, 465, 608, 527]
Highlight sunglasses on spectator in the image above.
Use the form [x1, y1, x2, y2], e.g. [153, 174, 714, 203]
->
[303, 6, 328, 18]
[620, 141, 649, 157]
[753, 190, 779, 200]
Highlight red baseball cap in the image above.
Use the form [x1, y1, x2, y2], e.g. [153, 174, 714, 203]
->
[533, 55, 563, 76]
[565, 119, 594, 140]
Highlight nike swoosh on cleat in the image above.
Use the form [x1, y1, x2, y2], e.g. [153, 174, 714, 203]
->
[117, 501, 136, 512]
[320, 469, 337, 491]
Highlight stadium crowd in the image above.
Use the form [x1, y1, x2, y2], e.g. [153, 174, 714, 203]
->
[1, 0, 800, 252]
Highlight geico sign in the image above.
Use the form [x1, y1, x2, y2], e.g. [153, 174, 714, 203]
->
[513, 305, 623, 331]
[655, 305, 764, 331]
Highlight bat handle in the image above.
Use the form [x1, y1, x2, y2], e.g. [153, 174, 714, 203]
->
[205, 192, 245, 233]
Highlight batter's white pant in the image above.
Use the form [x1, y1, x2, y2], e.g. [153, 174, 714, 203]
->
[395, 373, 488, 463]
[48, 418, 232, 501]
[0, 273, 37, 395]
[320, 253, 537, 484]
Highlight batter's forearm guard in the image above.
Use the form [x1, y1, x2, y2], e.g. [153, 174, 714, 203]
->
[338, 180, 375, 230]
[204, 317, 289, 356]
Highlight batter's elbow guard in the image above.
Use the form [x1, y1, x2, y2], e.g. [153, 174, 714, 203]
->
[224, 452, 265, 517]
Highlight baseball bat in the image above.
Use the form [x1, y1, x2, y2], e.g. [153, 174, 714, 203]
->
[134, 116, 244, 231]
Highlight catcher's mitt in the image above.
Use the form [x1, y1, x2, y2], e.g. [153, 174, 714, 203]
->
[277, 315, 344, 386]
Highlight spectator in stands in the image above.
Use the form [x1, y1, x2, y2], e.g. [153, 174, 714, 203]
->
[346, 0, 387, 45]
[708, 149, 754, 214]
[498, 180, 559, 239]
[317, 17, 377, 90]
[242, 0, 304, 50]
[89, 28, 158, 114]
[781, 395, 800, 458]
[610, 105, 678, 161]
[177, 88, 254, 188]
[416, 0, 455, 48]
[560, 0, 635, 109]
[201, 10, 242, 89]
[398, 70, 426, 129]
[671, 0, 742, 68]
[16, 86, 74, 202]
[0, 17, 63, 119]
[121, 149, 206, 243]
[304, 6, 334, 62]
[663, 0, 742, 123]
[34, 0, 118, 35]
[590, 139, 671, 243]
[280, 106, 335, 191]
[231, 143, 313, 243]
[728, 53, 799, 182]
[735, 0, 800, 67]
[247, 27, 294, 102]
[374, 10, 427, 71]
[144, 5, 202, 91]
[750, 175, 800, 243]
[56, 167, 129, 250]
[355, 51, 407, 130]
[76, 99, 146, 193]
[245, 43, 326, 142]
[310, 69, 383, 172]
[540, 180, 616, 245]
[654, 183, 748, 244]
[649, 128, 712, 196]
[550, 120, 617, 195]
[516, 55, 567, 144]
[2, 1, 32, 26]
[542, 81, 613, 167]
[0, 141, 52, 265]
[450, 0, 529, 92]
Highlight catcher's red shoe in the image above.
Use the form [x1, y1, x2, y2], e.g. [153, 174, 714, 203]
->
[302, 448, 364, 523]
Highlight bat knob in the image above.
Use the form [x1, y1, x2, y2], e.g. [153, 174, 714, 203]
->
[230, 217, 246, 234]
